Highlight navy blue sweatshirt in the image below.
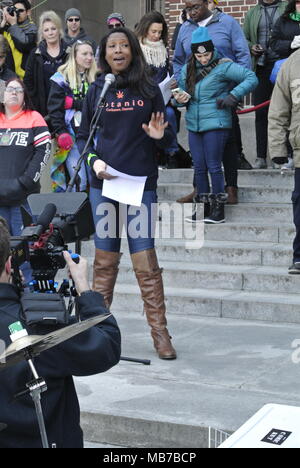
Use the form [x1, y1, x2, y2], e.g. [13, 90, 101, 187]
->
[0, 285, 121, 448]
[77, 74, 174, 191]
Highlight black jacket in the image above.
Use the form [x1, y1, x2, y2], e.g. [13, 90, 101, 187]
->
[0, 284, 121, 448]
[77, 74, 174, 191]
[270, 15, 300, 58]
[24, 40, 70, 120]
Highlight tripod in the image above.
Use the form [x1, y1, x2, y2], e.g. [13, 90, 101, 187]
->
[15, 348, 50, 448]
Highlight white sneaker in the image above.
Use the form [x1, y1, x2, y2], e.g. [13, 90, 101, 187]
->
[281, 158, 294, 173]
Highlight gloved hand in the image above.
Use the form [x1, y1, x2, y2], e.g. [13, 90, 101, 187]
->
[291, 35, 300, 49]
[272, 157, 288, 165]
[216, 94, 239, 109]
[64, 96, 73, 109]
[57, 133, 73, 151]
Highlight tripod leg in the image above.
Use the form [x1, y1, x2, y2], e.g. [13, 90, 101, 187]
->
[30, 390, 49, 449]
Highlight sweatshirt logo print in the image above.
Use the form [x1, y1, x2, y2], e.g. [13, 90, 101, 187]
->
[116, 90, 124, 99]
[0, 131, 29, 146]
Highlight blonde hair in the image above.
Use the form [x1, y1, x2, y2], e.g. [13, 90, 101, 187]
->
[38, 11, 64, 43]
[57, 41, 97, 91]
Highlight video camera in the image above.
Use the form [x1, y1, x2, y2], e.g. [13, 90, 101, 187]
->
[9, 193, 94, 326]
[10, 192, 94, 294]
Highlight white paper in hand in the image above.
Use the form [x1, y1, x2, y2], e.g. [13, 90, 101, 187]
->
[102, 166, 147, 207]
[159, 74, 174, 105]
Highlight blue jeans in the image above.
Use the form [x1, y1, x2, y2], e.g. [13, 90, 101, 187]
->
[0, 202, 32, 284]
[89, 188, 157, 254]
[189, 129, 229, 195]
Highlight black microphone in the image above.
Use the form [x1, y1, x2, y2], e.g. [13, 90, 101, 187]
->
[36, 203, 57, 231]
[98, 73, 116, 105]
[22, 203, 57, 240]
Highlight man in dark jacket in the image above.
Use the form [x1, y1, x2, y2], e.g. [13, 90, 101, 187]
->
[0, 0, 37, 78]
[64, 8, 96, 54]
[0, 217, 121, 448]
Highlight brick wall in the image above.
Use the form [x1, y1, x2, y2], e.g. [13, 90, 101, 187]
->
[165, 0, 257, 46]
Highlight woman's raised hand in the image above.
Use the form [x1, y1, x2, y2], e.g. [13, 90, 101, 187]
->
[142, 112, 168, 140]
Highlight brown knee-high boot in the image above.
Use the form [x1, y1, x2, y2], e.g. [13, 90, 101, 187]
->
[93, 248, 122, 308]
[131, 248, 177, 360]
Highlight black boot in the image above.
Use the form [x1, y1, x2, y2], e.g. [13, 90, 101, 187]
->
[185, 194, 210, 223]
[237, 153, 252, 170]
[204, 193, 227, 224]
[167, 152, 178, 169]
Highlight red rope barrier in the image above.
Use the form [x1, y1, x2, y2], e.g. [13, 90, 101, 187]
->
[236, 100, 271, 114]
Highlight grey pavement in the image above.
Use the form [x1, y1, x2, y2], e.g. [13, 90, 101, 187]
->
[77, 312, 300, 448]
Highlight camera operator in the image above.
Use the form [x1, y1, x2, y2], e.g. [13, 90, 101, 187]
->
[0, 216, 121, 448]
[0, 0, 37, 79]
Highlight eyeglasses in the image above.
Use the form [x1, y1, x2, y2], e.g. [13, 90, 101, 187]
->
[16, 8, 25, 13]
[186, 4, 204, 13]
[5, 86, 24, 94]
[67, 17, 80, 22]
[108, 23, 122, 29]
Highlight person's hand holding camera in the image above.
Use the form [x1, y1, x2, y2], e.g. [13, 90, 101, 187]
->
[63, 251, 90, 295]
[3, 6, 17, 25]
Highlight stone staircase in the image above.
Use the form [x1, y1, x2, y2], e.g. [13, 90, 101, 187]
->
[76, 167, 300, 448]
[80, 168, 300, 325]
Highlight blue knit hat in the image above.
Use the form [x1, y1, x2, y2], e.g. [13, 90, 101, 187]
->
[191, 27, 214, 54]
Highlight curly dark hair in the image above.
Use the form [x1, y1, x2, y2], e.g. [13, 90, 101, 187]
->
[135, 11, 168, 47]
[98, 27, 157, 99]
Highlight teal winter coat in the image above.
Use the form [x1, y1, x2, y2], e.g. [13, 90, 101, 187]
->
[178, 52, 258, 133]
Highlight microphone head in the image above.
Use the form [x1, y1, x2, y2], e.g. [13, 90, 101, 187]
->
[36, 203, 57, 230]
[105, 73, 116, 85]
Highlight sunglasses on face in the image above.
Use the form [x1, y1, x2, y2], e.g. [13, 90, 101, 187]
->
[16, 8, 25, 13]
[108, 23, 122, 29]
[67, 17, 80, 22]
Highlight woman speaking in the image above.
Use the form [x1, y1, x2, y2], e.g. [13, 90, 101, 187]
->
[77, 27, 176, 360]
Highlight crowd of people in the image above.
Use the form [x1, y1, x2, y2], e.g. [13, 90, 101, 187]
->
[0, 0, 299, 447]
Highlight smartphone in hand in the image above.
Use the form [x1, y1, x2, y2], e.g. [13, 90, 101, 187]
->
[172, 88, 191, 100]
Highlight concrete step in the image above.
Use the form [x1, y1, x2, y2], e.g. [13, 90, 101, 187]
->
[158, 168, 294, 188]
[158, 184, 292, 204]
[117, 262, 298, 295]
[157, 221, 294, 244]
[81, 239, 292, 267]
[112, 284, 300, 324]
[76, 314, 300, 448]
[80, 222, 295, 254]
[225, 203, 293, 222]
